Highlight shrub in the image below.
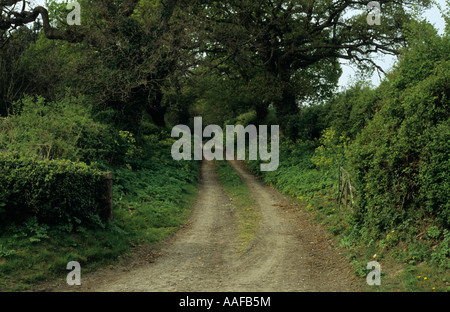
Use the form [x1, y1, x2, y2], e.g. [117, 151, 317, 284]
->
[326, 82, 378, 140]
[0, 93, 111, 164]
[0, 154, 106, 228]
[346, 22, 450, 236]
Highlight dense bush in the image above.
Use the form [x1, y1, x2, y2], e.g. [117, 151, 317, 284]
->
[347, 21, 450, 236]
[0, 94, 117, 228]
[0, 154, 106, 228]
[0, 93, 150, 167]
[0, 94, 112, 163]
[326, 82, 378, 140]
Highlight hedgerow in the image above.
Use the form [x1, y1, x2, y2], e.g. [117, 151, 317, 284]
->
[0, 154, 106, 228]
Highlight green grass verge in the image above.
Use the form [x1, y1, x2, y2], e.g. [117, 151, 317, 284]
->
[215, 160, 261, 254]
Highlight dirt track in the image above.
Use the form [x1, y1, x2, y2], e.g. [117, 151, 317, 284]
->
[46, 159, 362, 292]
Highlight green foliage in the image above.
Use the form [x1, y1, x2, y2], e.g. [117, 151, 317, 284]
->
[188, 71, 256, 127]
[327, 82, 378, 140]
[17, 33, 85, 103]
[347, 23, 450, 236]
[417, 119, 450, 228]
[233, 111, 257, 127]
[0, 154, 105, 227]
[0, 26, 40, 115]
[114, 130, 141, 164]
[246, 138, 333, 201]
[431, 230, 450, 269]
[110, 132, 199, 242]
[427, 226, 441, 239]
[0, 93, 112, 163]
[0, 93, 147, 166]
[394, 19, 448, 91]
[311, 128, 349, 171]
[296, 103, 330, 142]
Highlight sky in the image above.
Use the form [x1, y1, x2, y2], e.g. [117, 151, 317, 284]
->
[30, 0, 448, 89]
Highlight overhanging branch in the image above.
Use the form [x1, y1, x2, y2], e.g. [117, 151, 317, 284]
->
[1, 2, 85, 43]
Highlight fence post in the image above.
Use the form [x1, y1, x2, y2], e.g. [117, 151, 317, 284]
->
[338, 166, 355, 211]
[103, 172, 114, 221]
[338, 166, 342, 208]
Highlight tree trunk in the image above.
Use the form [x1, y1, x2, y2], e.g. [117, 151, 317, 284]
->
[276, 87, 298, 120]
[275, 83, 300, 140]
[265, 61, 299, 135]
[146, 88, 167, 128]
[255, 101, 269, 125]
